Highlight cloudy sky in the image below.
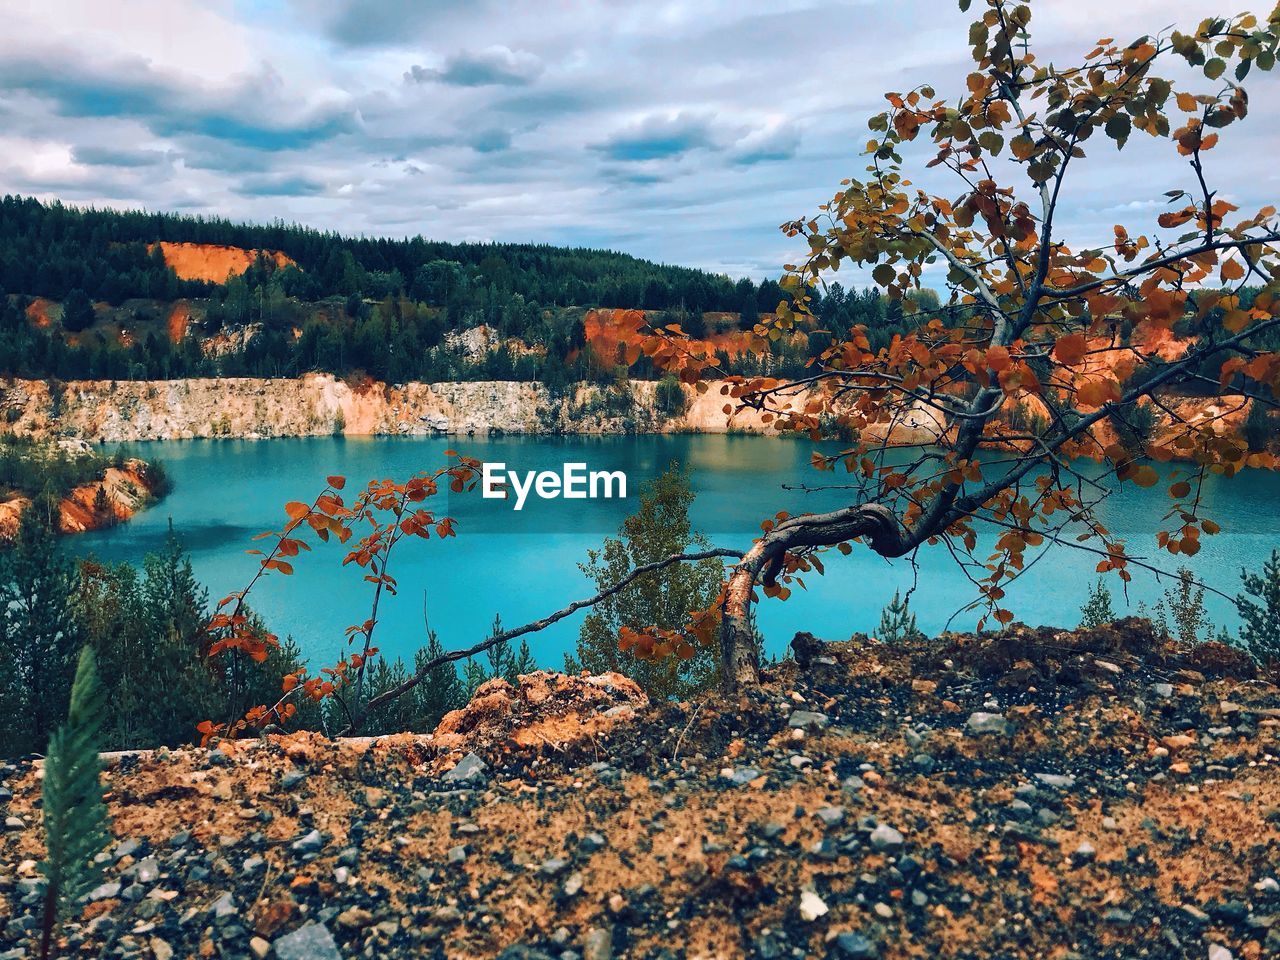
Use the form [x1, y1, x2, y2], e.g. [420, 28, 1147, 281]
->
[1, 0, 1275, 280]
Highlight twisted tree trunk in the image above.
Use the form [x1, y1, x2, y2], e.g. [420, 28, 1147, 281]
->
[719, 503, 909, 693]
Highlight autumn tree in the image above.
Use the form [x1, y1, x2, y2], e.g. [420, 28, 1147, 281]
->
[616, 0, 1280, 689]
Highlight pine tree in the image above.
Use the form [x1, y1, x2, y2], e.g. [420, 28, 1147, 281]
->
[1238, 549, 1280, 665]
[485, 614, 516, 684]
[412, 631, 464, 728]
[876, 589, 925, 644]
[0, 508, 81, 755]
[462, 657, 487, 698]
[39, 646, 111, 960]
[511, 637, 537, 678]
[1079, 578, 1117, 629]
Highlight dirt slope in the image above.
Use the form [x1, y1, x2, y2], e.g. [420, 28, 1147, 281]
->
[1, 622, 1275, 960]
[0, 458, 164, 540]
[153, 242, 296, 284]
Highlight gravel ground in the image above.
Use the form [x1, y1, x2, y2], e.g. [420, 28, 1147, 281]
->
[1, 617, 1277, 960]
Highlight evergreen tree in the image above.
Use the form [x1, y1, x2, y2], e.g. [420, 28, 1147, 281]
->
[876, 589, 925, 643]
[1238, 549, 1280, 665]
[568, 462, 724, 699]
[462, 657, 487, 698]
[0, 509, 81, 755]
[60, 288, 95, 332]
[412, 631, 465, 728]
[39, 646, 111, 960]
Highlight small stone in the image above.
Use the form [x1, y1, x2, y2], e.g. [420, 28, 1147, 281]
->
[4, 816, 25, 831]
[114, 838, 141, 860]
[912, 754, 936, 774]
[87, 881, 122, 902]
[788, 710, 830, 731]
[336, 906, 374, 928]
[1073, 841, 1097, 864]
[799, 889, 829, 921]
[868, 824, 904, 851]
[582, 926, 613, 960]
[249, 937, 271, 960]
[723, 767, 762, 786]
[563, 872, 584, 897]
[540, 857, 570, 877]
[1254, 877, 1279, 895]
[1103, 908, 1133, 924]
[448, 844, 468, 864]
[273, 922, 342, 960]
[814, 806, 846, 828]
[1007, 799, 1034, 821]
[872, 902, 893, 919]
[442, 752, 488, 784]
[134, 857, 160, 884]
[832, 931, 878, 958]
[291, 829, 325, 856]
[1151, 682, 1174, 698]
[965, 712, 1011, 737]
[579, 832, 607, 853]
[243, 856, 266, 876]
[210, 892, 236, 919]
[1034, 772, 1077, 790]
[150, 937, 174, 960]
[1207, 945, 1233, 960]
[280, 770, 308, 790]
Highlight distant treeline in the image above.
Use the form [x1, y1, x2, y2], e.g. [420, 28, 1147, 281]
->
[0, 194, 780, 313]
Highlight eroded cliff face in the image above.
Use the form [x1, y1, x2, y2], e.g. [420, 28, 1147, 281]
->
[0, 375, 775, 442]
[0, 375, 1259, 460]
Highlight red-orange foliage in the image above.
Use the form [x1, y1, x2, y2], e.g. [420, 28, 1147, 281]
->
[199, 457, 479, 744]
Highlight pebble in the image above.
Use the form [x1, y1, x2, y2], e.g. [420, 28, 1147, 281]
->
[1208, 946, 1233, 960]
[1073, 841, 1097, 864]
[868, 824, 904, 851]
[280, 770, 308, 790]
[1034, 772, 1077, 790]
[291, 829, 325, 856]
[3, 816, 24, 831]
[582, 925, 613, 960]
[448, 844, 468, 864]
[814, 806, 846, 828]
[832, 931, 878, 958]
[274, 922, 342, 960]
[249, 936, 271, 959]
[1255, 877, 1279, 894]
[442, 752, 488, 784]
[965, 712, 1011, 736]
[798, 889, 828, 921]
[722, 766, 762, 786]
[788, 710, 830, 731]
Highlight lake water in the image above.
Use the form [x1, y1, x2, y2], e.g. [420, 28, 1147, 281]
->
[72, 435, 1280, 672]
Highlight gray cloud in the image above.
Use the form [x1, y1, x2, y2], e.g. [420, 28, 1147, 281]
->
[72, 145, 171, 168]
[0, 0, 1271, 282]
[234, 174, 328, 197]
[405, 47, 544, 87]
[592, 112, 729, 162]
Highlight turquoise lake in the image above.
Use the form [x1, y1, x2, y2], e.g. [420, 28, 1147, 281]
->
[72, 435, 1280, 672]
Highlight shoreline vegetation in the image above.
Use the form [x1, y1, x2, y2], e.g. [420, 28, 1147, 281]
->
[0, 437, 170, 540]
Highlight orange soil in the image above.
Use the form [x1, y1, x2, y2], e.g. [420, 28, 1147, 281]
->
[167, 302, 191, 343]
[0, 459, 161, 540]
[153, 242, 296, 284]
